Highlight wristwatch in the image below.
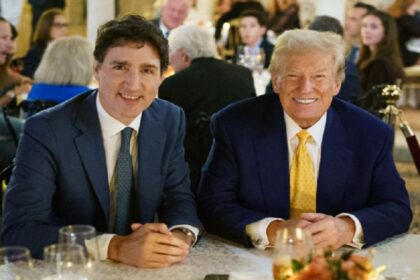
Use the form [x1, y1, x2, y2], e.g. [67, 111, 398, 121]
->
[6, 90, 16, 99]
[172, 227, 196, 245]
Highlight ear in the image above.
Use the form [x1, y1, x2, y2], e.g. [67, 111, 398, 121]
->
[333, 78, 342, 97]
[93, 61, 101, 81]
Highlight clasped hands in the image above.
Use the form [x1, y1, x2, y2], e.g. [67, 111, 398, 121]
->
[108, 223, 193, 268]
[267, 213, 356, 250]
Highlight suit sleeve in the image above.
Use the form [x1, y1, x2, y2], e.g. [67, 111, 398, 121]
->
[1, 115, 61, 258]
[158, 108, 202, 229]
[198, 114, 270, 247]
[352, 126, 412, 247]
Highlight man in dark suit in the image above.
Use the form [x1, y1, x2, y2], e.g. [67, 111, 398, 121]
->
[159, 24, 255, 194]
[151, 0, 190, 38]
[2, 15, 201, 269]
[198, 29, 411, 251]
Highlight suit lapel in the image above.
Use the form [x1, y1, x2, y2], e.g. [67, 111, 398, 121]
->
[254, 98, 290, 218]
[136, 101, 165, 221]
[74, 91, 110, 223]
[317, 105, 353, 214]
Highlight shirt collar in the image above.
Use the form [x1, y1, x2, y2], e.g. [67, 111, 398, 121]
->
[159, 21, 170, 37]
[284, 111, 327, 146]
[96, 91, 141, 138]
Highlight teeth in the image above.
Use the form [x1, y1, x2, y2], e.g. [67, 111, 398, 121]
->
[294, 98, 316, 104]
[121, 94, 139, 100]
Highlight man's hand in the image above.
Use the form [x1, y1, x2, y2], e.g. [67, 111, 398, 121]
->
[300, 213, 355, 250]
[267, 218, 313, 246]
[108, 223, 190, 268]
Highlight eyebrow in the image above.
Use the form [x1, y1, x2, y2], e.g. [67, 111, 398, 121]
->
[110, 60, 159, 69]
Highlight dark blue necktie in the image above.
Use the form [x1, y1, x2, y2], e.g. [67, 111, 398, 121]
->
[114, 127, 134, 235]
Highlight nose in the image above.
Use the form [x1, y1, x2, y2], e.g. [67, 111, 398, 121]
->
[125, 70, 141, 92]
[299, 77, 313, 94]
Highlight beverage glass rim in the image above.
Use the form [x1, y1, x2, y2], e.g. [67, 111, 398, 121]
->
[0, 246, 31, 258]
[59, 225, 96, 235]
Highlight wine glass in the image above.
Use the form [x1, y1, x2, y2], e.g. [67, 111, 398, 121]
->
[58, 225, 99, 275]
[236, 45, 250, 68]
[43, 243, 88, 280]
[0, 246, 33, 280]
[272, 227, 312, 280]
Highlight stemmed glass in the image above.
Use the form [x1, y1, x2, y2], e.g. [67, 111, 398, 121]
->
[272, 227, 313, 280]
[58, 225, 99, 276]
[43, 243, 88, 280]
[0, 246, 33, 280]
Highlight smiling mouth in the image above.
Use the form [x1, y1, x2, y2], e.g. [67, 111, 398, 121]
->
[293, 98, 317, 104]
[120, 93, 140, 100]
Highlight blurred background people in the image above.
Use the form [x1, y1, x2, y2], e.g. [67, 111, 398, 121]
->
[22, 8, 68, 78]
[358, 9, 405, 93]
[213, 0, 232, 23]
[27, 36, 93, 111]
[28, 0, 65, 39]
[267, 0, 300, 35]
[214, 0, 265, 42]
[152, 0, 191, 38]
[237, 9, 273, 69]
[0, 17, 31, 109]
[159, 24, 255, 194]
[388, 0, 420, 66]
[344, 2, 376, 63]
[308, 15, 362, 104]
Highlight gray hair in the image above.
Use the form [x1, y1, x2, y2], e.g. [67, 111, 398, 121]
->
[268, 29, 345, 83]
[168, 24, 218, 60]
[34, 36, 94, 85]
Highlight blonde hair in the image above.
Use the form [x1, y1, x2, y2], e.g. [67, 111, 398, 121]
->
[269, 29, 345, 83]
[34, 36, 93, 85]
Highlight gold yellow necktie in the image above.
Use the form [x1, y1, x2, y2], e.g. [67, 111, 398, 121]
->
[290, 130, 316, 219]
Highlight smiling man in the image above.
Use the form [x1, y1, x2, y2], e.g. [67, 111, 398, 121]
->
[197, 29, 412, 251]
[2, 15, 201, 268]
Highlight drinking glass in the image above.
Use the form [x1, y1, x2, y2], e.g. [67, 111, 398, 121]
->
[58, 225, 99, 273]
[43, 243, 88, 280]
[0, 246, 33, 280]
[236, 45, 250, 68]
[272, 227, 312, 280]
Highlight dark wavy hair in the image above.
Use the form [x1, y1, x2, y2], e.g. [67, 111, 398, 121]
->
[94, 14, 169, 73]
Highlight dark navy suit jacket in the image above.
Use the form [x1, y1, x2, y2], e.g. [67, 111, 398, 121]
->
[198, 94, 412, 247]
[2, 90, 201, 258]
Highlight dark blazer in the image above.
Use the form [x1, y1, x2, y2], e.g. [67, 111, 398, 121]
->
[2, 90, 201, 258]
[198, 94, 412, 247]
[359, 57, 404, 93]
[159, 57, 255, 194]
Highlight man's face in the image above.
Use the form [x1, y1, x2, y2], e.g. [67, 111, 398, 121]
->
[239, 16, 266, 47]
[272, 52, 341, 129]
[0, 21, 13, 64]
[161, 0, 190, 30]
[94, 43, 163, 125]
[344, 7, 368, 39]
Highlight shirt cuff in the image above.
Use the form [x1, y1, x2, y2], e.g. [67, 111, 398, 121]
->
[337, 213, 364, 249]
[86, 233, 115, 261]
[169, 224, 200, 246]
[246, 217, 284, 250]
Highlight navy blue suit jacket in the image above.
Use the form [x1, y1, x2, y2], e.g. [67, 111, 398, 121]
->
[198, 94, 411, 247]
[2, 90, 201, 258]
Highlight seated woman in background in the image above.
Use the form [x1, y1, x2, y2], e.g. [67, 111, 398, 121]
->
[237, 9, 273, 69]
[27, 36, 93, 106]
[267, 0, 300, 35]
[22, 8, 68, 78]
[357, 10, 404, 93]
[388, 0, 420, 67]
[0, 17, 32, 109]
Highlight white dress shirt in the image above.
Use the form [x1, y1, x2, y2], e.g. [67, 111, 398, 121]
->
[90, 94, 198, 260]
[246, 112, 364, 249]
